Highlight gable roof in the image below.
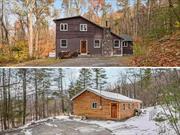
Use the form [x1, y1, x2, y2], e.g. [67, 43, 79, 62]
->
[71, 88, 142, 103]
[53, 16, 131, 41]
[53, 16, 103, 30]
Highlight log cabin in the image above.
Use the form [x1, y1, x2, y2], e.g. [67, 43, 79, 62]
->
[71, 88, 142, 120]
[53, 16, 133, 57]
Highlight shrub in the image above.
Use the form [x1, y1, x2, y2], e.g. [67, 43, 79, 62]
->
[11, 40, 29, 62]
[133, 43, 146, 56]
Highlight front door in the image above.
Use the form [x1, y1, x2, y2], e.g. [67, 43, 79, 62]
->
[111, 103, 117, 118]
[80, 40, 87, 54]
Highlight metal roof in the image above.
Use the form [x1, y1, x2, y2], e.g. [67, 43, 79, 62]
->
[120, 34, 133, 42]
[71, 87, 142, 103]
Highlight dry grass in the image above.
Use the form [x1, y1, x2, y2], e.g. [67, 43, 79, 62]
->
[6, 58, 63, 67]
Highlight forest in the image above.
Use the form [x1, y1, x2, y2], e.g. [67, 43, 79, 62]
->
[0, 0, 179, 66]
[0, 68, 180, 134]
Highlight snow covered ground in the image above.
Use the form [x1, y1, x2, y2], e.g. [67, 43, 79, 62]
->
[70, 106, 177, 135]
[3, 106, 179, 135]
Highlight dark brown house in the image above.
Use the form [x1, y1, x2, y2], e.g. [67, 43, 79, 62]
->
[71, 88, 142, 120]
[53, 16, 133, 57]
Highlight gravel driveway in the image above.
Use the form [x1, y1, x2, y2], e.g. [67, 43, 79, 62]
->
[3, 118, 111, 135]
[50, 56, 129, 67]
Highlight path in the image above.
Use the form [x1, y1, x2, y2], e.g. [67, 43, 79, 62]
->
[50, 56, 130, 67]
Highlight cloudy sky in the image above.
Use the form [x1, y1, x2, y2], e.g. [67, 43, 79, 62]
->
[57, 68, 139, 90]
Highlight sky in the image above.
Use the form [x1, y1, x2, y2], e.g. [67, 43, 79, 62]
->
[59, 68, 138, 90]
[54, 0, 135, 8]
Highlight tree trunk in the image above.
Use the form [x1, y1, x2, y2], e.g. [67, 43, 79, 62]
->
[22, 69, 27, 125]
[2, 69, 7, 130]
[27, 0, 35, 58]
[34, 70, 38, 120]
[7, 69, 11, 129]
[28, 10, 33, 58]
[168, 0, 174, 33]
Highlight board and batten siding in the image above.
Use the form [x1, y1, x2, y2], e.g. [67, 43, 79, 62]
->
[122, 41, 133, 55]
[72, 90, 141, 120]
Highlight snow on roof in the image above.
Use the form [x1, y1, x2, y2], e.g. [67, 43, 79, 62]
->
[71, 88, 142, 103]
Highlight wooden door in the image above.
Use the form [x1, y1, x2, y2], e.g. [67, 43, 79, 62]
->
[80, 40, 87, 54]
[111, 103, 117, 118]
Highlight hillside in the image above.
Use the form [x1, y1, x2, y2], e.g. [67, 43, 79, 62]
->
[3, 106, 179, 135]
[132, 32, 180, 66]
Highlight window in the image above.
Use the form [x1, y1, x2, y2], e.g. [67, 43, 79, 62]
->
[60, 23, 68, 31]
[123, 42, 128, 47]
[123, 104, 125, 110]
[114, 40, 120, 48]
[132, 103, 134, 109]
[60, 39, 68, 48]
[128, 104, 131, 109]
[92, 102, 97, 109]
[80, 24, 87, 31]
[94, 39, 101, 48]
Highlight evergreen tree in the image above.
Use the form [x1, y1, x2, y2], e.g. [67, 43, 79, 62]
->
[142, 68, 152, 88]
[68, 81, 75, 99]
[93, 68, 107, 90]
[54, 68, 65, 113]
[77, 68, 92, 90]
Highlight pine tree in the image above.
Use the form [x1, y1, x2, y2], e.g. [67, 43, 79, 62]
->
[68, 81, 75, 99]
[93, 68, 107, 90]
[77, 68, 92, 90]
[54, 68, 65, 113]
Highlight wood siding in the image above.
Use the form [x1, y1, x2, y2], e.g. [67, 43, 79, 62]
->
[55, 17, 103, 56]
[72, 90, 141, 120]
[123, 42, 133, 55]
[54, 17, 133, 56]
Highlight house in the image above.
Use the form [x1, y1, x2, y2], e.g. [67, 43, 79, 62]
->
[71, 88, 142, 120]
[53, 16, 133, 57]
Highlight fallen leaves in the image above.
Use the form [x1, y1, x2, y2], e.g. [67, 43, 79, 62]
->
[132, 32, 180, 67]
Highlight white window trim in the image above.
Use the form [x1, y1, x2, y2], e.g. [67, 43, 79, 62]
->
[60, 39, 68, 48]
[123, 42, 128, 47]
[60, 23, 68, 31]
[114, 40, 120, 48]
[91, 102, 97, 109]
[94, 39, 101, 48]
[80, 24, 88, 31]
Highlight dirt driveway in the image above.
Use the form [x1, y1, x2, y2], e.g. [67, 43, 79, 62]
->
[3, 118, 111, 135]
[10, 56, 132, 67]
[50, 56, 131, 67]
